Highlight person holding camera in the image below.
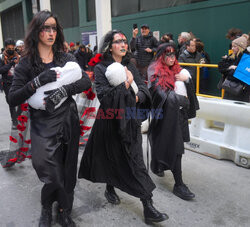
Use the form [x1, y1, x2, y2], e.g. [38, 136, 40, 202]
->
[130, 24, 158, 82]
[0, 38, 20, 129]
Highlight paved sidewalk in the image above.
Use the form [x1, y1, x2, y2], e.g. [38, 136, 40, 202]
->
[0, 93, 250, 227]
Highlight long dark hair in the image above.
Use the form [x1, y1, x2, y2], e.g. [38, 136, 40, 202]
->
[99, 30, 131, 65]
[24, 10, 64, 67]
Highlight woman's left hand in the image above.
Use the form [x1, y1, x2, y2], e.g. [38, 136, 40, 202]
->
[136, 96, 139, 103]
[175, 72, 189, 81]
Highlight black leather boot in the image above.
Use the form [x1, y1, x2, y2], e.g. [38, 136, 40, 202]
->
[104, 185, 120, 205]
[141, 198, 168, 224]
[57, 209, 76, 227]
[173, 184, 195, 200]
[39, 206, 52, 227]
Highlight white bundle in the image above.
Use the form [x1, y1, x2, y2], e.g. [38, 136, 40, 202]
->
[105, 62, 138, 94]
[174, 68, 191, 97]
[28, 61, 82, 110]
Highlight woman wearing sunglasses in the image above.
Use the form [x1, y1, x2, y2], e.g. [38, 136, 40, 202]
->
[148, 43, 199, 201]
[8, 10, 91, 227]
[78, 30, 168, 225]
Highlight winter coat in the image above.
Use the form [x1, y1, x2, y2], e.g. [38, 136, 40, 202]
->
[178, 50, 203, 87]
[130, 32, 158, 67]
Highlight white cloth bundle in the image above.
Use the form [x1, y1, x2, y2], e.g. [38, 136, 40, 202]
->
[105, 62, 138, 94]
[28, 61, 82, 110]
[174, 68, 191, 97]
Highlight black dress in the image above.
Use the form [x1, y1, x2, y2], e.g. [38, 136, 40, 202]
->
[148, 73, 199, 174]
[8, 52, 91, 209]
[78, 60, 156, 199]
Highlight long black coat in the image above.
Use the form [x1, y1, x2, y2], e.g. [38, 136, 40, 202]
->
[148, 75, 199, 174]
[78, 60, 156, 199]
[8, 53, 91, 194]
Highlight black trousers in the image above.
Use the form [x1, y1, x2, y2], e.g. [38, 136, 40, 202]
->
[172, 154, 183, 186]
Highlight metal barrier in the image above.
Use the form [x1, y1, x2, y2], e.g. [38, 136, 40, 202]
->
[179, 62, 225, 99]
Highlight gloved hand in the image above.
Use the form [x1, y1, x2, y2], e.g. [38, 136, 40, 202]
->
[32, 69, 57, 89]
[44, 86, 68, 113]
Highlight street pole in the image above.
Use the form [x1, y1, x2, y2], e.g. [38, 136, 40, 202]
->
[95, 0, 112, 51]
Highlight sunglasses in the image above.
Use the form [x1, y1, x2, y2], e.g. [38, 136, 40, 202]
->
[112, 39, 128, 45]
[41, 25, 57, 33]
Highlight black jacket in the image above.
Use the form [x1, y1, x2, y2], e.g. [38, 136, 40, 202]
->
[74, 49, 89, 70]
[130, 32, 158, 67]
[178, 50, 203, 87]
[0, 55, 15, 85]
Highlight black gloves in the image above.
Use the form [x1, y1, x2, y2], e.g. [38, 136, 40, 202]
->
[44, 86, 68, 113]
[32, 69, 57, 89]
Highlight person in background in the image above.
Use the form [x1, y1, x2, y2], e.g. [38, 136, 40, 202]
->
[0, 38, 21, 129]
[63, 41, 70, 53]
[218, 34, 249, 102]
[69, 42, 75, 54]
[177, 32, 191, 58]
[78, 30, 168, 225]
[148, 43, 199, 201]
[178, 39, 203, 91]
[15, 40, 25, 56]
[195, 38, 211, 93]
[130, 24, 158, 81]
[75, 41, 80, 51]
[8, 10, 91, 227]
[226, 28, 242, 51]
[74, 44, 89, 71]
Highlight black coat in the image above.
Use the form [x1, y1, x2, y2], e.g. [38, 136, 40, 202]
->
[8, 52, 91, 194]
[78, 60, 156, 199]
[218, 53, 249, 102]
[130, 32, 158, 67]
[178, 50, 203, 87]
[74, 49, 89, 70]
[148, 76, 199, 174]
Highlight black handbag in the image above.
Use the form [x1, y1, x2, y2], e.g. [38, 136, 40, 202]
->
[221, 78, 244, 96]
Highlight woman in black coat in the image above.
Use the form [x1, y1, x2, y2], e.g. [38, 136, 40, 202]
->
[218, 34, 249, 102]
[78, 30, 168, 225]
[8, 11, 91, 227]
[148, 43, 199, 201]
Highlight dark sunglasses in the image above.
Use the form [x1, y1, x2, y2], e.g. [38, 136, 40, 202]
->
[112, 39, 128, 45]
[41, 25, 57, 33]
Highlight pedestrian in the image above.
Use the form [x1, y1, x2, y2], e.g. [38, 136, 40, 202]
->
[148, 43, 199, 201]
[130, 24, 158, 81]
[218, 34, 249, 102]
[15, 40, 25, 56]
[8, 10, 91, 227]
[78, 30, 168, 225]
[74, 44, 89, 70]
[178, 39, 203, 91]
[0, 38, 21, 129]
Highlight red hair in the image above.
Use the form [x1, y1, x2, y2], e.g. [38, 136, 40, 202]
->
[151, 53, 181, 90]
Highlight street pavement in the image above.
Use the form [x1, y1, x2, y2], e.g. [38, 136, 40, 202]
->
[0, 92, 250, 227]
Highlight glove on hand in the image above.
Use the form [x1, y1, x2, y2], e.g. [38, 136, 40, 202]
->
[32, 69, 57, 89]
[44, 86, 68, 113]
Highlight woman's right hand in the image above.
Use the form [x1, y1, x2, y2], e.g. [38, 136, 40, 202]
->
[125, 67, 134, 89]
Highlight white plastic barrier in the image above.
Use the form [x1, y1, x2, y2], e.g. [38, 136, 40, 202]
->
[185, 97, 250, 168]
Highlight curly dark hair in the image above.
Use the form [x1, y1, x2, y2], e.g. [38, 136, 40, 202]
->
[99, 30, 131, 65]
[23, 10, 64, 67]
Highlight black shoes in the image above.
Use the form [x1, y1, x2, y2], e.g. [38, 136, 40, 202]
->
[57, 209, 76, 227]
[104, 186, 121, 205]
[141, 198, 168, 225]
[173, 184, 195, 200]
[39, 206, 52, 227]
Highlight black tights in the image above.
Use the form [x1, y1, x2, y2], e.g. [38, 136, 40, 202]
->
[172, 155, 183, 186]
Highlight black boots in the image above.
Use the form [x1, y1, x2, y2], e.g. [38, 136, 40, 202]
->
[173, 184, 195, 200]
[104, 185, 121, 205]
[141, 198, 168, 224]
[57, 209, 76, 227]
[39, 206, 52, 227]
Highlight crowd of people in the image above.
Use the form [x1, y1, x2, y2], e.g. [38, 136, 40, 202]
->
[0, 9, 250, 227]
